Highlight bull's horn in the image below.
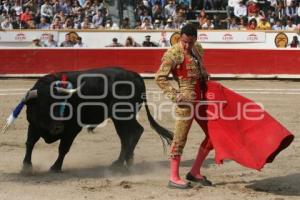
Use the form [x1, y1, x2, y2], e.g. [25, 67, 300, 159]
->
[22, 90, 38, 103]
[56, 82, 85, 95]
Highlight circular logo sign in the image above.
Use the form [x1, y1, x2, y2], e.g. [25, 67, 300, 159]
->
[274, 32, 288, 48]
[170, 32, 180, 46]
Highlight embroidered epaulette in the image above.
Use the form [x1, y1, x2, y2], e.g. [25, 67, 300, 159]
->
[162, 43, 184, 64]
[194, 42, 204, 56]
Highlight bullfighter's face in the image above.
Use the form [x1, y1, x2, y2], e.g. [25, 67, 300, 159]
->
[180, 33, 197, 54]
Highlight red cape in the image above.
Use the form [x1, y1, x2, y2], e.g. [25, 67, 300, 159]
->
[197, 81, 294, 170]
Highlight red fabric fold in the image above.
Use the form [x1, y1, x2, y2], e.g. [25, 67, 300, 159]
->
[198, 81, 294, 170]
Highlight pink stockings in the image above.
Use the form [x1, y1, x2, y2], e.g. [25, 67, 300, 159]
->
[169, 155, 187, 185]
[189, 137, 213, 178]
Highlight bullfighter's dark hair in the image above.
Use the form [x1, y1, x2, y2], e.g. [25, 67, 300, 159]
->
[180, 23, 198, 37]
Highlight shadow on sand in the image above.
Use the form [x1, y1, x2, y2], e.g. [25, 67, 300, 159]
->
[245, 173, 300, 196]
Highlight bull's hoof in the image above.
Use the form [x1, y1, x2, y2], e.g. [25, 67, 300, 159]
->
[109, 161, 129, 174]
[21, 163, 33, 174]
[49, 166, 62, 173]
[126, 158, 134, 167]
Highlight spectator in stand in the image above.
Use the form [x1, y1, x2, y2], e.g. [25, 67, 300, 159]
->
[164, 0, 177, 19]
[174, 6, 187, 29]
[50, 17, 63, 29]
[141, 17, 154, 29]
[228, 17, 240, 29]
[212, 14, 223, 29]
[247, 18, 257, 29]
[11, 1, 23, 16]
[285, 18, 297, 30]
[142, 35, 158, 47]
[164, 17, 176, 29]
[285, 0, 297, 23]
[53, 10, 66, 24]
[154, 19, 164, 29]
[120, 17, 130, 29]
[124, 36, 141, 47]
[289, 35, 299, 48]
[60, 33, 74, 47]
[152, 1, 164, 21]
[74, 37, 88, 47]
[135, 20, 142, 29]
[135, 1, 147, 22]
[197, 9, 207, 29]
[272, 20, 285, 30]
[247, 0, 260, 20]
[53, 0, 64, 14]
[40, 0, 53, 23]
[239, 17, 248, 30]
[43, 34, 58, 47]
[31, 38, 42, 47]
[0, 0, 11, 14]
[234, 1, 247, 18]
[72, 0, 82, 15]
[36, 17, 50, 30]
[80, 16, 95, 29]
[140, 9, 152, 24]
[275, 1, 286, 20]
[106, 38, 124, 47]
[82, 0, 94, 18]
[92, 9, 105, 28]
[227, 0, 240, 18]
[1, 16, 13, 30]
[63, 17, 75, 29]
[12, 15, 26, 29]
[159, 37, 170, 47]
[73, 8, 85, 28]
[256, 17, 271, 30]
[64, 0, 75, 16]
[202, 18, 215, 29]
[21, 7, 33, 25]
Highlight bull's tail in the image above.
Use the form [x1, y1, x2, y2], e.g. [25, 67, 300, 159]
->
[139, 75, 173, 148]
[1, 90, 37, 134]
[1, 101, 25, 134]
[144, 98, 174, 146]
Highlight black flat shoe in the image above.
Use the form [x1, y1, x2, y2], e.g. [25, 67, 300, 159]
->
[186, 172, 213, 186]
[167, 180, 192, 189]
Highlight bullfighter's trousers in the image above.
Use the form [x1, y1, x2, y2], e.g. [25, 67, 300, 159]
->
[170, 103, 213, 157]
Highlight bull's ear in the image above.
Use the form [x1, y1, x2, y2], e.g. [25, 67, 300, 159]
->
[22, 90, 38, 103]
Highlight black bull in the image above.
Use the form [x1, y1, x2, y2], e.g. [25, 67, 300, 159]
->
[11, 67, 173, 172]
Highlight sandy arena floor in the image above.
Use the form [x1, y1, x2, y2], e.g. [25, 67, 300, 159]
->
[0, 78, 299, 200]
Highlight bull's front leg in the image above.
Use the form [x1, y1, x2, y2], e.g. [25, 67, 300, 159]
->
[50, 132, 78, 172]
[22, 124, 40, 172]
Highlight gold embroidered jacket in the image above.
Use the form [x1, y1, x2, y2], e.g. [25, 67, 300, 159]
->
[155, 42, 208, 102]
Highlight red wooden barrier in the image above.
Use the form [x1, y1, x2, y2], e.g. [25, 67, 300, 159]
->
[0, 49, 299, 75]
